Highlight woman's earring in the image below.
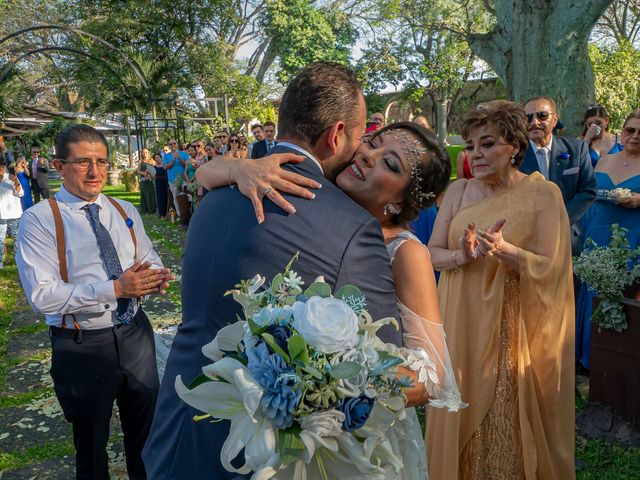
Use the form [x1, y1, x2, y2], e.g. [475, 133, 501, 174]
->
[510, 155, 516, 165]
[384, 204, 402, 215]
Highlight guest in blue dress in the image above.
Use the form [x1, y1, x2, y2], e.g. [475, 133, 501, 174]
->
[411, 205, 439, 281]
[580, 105, 624, 168]
[14, 158, 33, 210]
[576, 109, 640, 369]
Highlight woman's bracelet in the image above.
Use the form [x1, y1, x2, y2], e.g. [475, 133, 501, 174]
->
[451, 250, 462, 271]
[227, 165, 235, 189]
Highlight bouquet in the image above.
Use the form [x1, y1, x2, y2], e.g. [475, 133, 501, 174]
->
[574, 224, 640, 331]
[176, 256, 426, 479]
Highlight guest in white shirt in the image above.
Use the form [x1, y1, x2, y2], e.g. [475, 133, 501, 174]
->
[16, 124, 173, 480]
[0, 158, 23, 268]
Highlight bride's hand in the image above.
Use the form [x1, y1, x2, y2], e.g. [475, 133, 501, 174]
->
[398, 366, 429, 407]
[230, 153, 322, 223]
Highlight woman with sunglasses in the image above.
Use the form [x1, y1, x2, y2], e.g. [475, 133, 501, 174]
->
[579, 105, 623, 168]
[576, 109, 640, 370]
[225, 135, 246, 159]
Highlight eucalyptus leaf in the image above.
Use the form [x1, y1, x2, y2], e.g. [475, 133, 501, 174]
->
[262, 332, 291, 363]
[335, 285, 364, 301]
[271, 273, 284, 294]
[278, 426, 305, 465]
[300, 364, 324, 380]
[304, 282, 332, 298]
[328, 361, 363, 379]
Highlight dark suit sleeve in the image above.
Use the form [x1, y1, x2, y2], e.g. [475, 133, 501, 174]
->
[565, 140, 596, 224]
[250, 142, 261, 159]
[335, 217, 401, 345]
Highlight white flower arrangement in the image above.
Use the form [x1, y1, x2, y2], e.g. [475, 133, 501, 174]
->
[175, 255, 433, 479]
[574, 224, 640, 332]
[598, 187, 633, 203]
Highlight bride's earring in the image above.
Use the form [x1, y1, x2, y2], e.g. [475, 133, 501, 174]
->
[384, 204, 402, 215]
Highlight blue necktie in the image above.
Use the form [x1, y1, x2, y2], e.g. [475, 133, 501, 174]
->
[267, 141, 274, 153]
[84, 203, 135, 324]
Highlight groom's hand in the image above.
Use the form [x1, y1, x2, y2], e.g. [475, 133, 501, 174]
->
[399, 366, 429, 407]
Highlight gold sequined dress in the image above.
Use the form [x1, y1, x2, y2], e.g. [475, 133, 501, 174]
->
[427, 174, 576, 480]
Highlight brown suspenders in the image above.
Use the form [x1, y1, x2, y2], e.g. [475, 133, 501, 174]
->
[47, 196, 138, 330]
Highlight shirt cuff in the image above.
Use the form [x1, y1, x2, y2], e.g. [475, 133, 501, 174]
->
[95, 280, 118, 311]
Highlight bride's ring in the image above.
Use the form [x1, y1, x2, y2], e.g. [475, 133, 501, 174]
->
[263, 187, 273, 197]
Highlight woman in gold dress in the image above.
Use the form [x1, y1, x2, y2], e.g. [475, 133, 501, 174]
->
[427, 100, 575, 479]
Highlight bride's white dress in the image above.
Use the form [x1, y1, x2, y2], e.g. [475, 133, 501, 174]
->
[154, 229, 464, 479]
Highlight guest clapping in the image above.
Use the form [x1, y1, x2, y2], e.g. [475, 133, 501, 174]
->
[427, 100, 575, 479]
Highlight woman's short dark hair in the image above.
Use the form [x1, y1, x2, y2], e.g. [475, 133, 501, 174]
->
[55, 124, 109, 160]
[461, 100, 529, 168]
[371, 121, 451, 225]
[278, 62, 362, 146]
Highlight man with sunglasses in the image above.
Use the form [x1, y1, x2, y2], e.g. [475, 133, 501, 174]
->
[17, 124, 173, 480]
[521, 96, 596, 255]
[29, 145, 50, 203]
[218, 130, 230, 154]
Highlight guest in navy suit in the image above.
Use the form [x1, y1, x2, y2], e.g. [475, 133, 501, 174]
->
[143, 62, 407, 480]
[250, 121, 277, 159]
[520, 96, 597, 255]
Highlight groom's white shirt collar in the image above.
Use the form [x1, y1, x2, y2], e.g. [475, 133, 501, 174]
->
[276, 141, 324, 175]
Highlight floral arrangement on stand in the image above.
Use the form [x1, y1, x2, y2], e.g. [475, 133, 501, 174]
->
[574, 224, 640, 332]
[176, 256, 430, 479]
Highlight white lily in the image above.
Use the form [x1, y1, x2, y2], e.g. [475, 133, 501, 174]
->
[201, 320, 246, 361]
[299, 410, 344, 462]
[175, 357, 278, 476]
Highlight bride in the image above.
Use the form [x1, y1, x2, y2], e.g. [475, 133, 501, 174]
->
[193, 121, 466, 478]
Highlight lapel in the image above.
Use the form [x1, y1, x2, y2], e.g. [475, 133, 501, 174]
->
[548, 135, 569, 183]
[520, 144, 540, 175]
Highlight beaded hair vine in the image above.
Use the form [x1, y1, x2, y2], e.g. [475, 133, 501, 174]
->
[382, 129, 436, 209]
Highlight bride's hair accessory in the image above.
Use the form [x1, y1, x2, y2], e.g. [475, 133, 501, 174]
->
[382, 129, 436, 209]
[384, 203, 402, 215]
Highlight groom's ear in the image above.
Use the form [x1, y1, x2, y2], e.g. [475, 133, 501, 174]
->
[325, 121, 347, 156]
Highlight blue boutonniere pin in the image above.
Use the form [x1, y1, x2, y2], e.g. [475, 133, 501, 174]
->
[125, 218, 134, 228]
[559, 152, 570, 160]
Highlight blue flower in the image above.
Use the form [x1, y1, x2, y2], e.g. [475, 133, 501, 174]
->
[265, 324, 291, 352]
[559, 152, 570, 160]
[125, 217, 134, 228]
[339, 395, 375, 432]
[247, 342, 302, 429]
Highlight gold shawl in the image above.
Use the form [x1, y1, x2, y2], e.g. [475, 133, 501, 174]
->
[427, 173, 575, 479]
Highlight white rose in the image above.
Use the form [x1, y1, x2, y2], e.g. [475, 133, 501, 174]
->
[292, 297, 359, 354]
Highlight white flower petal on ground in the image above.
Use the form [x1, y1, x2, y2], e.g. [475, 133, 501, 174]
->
[202, 321, 246, 361]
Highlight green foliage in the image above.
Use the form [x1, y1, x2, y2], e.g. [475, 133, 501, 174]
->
[263, 0, 356, 83]
[574, 224, 640, 331]
[589, 41, 640, 131]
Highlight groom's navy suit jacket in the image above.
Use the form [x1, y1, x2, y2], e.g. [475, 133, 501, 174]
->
[520, 135, 596, 255]
[142, 144, 400, 479]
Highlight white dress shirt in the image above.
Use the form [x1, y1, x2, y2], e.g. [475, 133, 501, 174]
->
[16, 185, 164, 329]
[276, 141, 324, 175]
[529, 136, 554, 179]
[0, 173, 24, 220]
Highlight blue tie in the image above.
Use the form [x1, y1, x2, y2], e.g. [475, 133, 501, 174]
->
[267, 141, 273, 153]
[84, 203, 135, 324]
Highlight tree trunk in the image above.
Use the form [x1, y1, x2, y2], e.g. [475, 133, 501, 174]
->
[125, 115, 133, 167]
[469, 0, 612, 136]
[435, 98, 448, 143]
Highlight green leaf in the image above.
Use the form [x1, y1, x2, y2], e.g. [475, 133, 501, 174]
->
[271, 273, 284, 294]
[335, 285, 364, 301]
[304, 282, 332, 298]
[248, 317, 267, 336]
[328, 361, 363, 379]
[278, 425, 305, 465]
[188, 373, 215, 389]
[288, 335, 309, 365]
[262, 332, 291, 363]
[369, 351, 403, 376]
[300, 364, 324, 380]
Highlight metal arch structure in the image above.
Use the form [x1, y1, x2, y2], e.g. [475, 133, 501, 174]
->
[0, 24, 149, 91]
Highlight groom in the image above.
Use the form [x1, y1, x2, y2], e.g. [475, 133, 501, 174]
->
[143, 62, 409, 479]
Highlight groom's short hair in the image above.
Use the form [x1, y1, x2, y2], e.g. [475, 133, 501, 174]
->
[278, 62, 362, 146]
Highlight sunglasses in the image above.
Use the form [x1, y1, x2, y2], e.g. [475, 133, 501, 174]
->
[32, 151, 40, 154]
[229, 139, 239, 143]
[623, 126, 639, 135]
[169, 142, 177, 146]
[526, 111, 555, 122]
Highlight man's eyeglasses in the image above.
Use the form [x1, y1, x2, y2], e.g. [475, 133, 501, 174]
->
[61, 158, 109, 170]
[168, 142, 177, 146]
[526, 111, 555, 122]
[32, 151, 40, 154]
[623, 126, 639, 135]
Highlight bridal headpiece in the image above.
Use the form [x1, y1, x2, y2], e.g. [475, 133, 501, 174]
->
[382, 129, 436, 209]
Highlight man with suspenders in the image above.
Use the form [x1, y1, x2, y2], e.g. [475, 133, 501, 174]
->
[16, 125, 173, 480]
